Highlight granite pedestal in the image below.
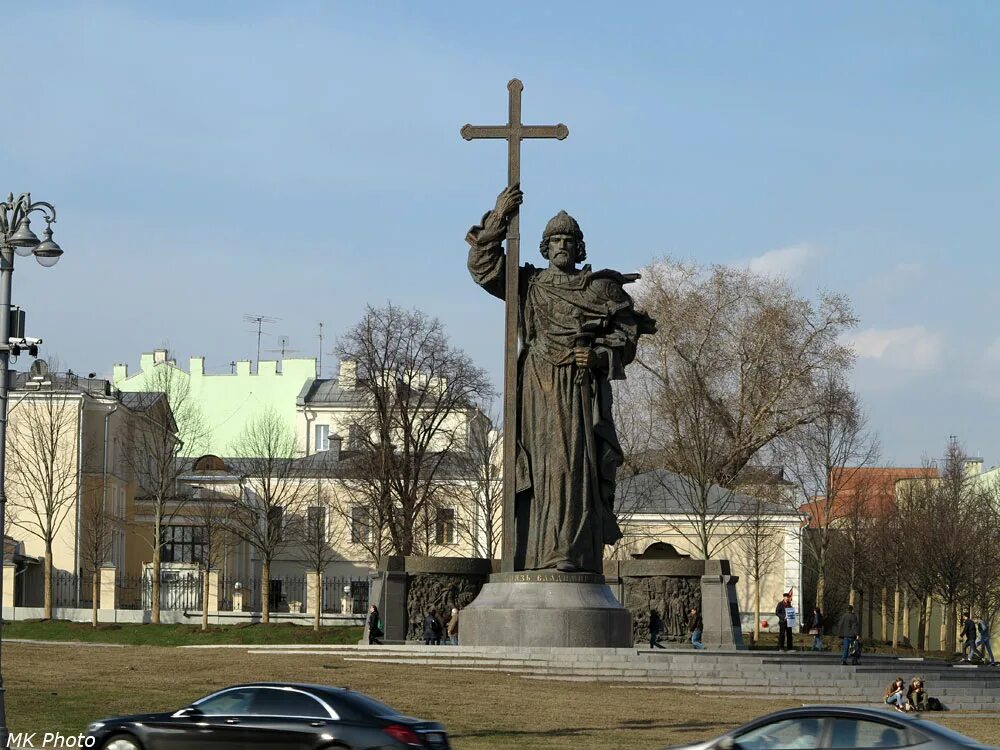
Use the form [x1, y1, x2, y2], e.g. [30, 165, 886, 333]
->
[459, 571, 632, 648]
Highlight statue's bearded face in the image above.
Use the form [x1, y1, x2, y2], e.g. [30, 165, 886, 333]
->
[547, 233, 578, 271]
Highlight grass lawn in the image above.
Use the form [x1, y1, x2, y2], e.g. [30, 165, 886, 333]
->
[7, 641, 1000, 750]
[2, 619, 363, 646]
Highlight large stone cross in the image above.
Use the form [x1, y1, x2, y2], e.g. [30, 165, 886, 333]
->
[461, 78, 569, 570]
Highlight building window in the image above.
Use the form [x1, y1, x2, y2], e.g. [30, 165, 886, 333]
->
[315, 424, 330, 452]
[267, 507, 284, 542]
[161, 525, 206, 563]
[306, 505, 327, 539]
[435, 508, 456, 545]
[350, 505, 370, 544]
[347, 423, 363, 451]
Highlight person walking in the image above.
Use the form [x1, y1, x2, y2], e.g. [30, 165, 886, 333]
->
[809, 607, 824, 651]
[976, 617, 995, 664]
[962, 612, 977, 662]
[367, 604, 383, 645]
[423, 608, 443, 646]
[649, 609, 666, 649]
[836, 604, 860, 665]
[446, 607, 460, 646]
[776, 592, 793, 652]
[688, 606, 706, 650]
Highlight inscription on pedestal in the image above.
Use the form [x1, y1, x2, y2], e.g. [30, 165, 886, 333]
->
[492, 571, 605, 585]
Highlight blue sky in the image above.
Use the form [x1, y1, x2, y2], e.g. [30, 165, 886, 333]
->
[5, 2, 1000, 465]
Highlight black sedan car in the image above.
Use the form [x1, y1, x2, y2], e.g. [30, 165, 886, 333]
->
[661, 705, 994, 750]
[85, 682, 449, 750]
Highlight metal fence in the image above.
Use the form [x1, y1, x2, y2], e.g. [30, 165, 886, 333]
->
[51, 572, 95, 608]
[219, 575, 370, 614]
[322, 577, 370, 614]
[37, 570, 369, 614]
[117, 572, 203, 611]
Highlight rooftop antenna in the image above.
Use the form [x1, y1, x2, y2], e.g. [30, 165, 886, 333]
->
[267, 336, 301, 360]
[243, 313, 279, 367]
[317, 322, 325, 376]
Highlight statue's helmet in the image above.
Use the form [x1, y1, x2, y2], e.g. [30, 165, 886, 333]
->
[539, 210, 586, 261]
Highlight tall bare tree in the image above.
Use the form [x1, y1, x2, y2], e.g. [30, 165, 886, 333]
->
[734, 481, 786, 645]
[446, 407, 503, 559]
[901, 439, 981, 654]
[336, 303, 494, 557]
[229, 408, 309, 624]
[123, 363, 207, 624]
[620, 259, 857, 558]
[783, 375, 879, 613]
[180, 490, 237, 631]
[79, 479, 123, 627]
[6, 387, 80, 619]
[298, 478, 341, 631]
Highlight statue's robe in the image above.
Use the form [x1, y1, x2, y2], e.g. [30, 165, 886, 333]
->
[467, 215, 653, 573]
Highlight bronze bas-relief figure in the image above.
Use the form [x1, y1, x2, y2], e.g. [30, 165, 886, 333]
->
[467, 185, 656, 574]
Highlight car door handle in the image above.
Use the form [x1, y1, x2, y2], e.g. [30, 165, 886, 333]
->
[225, 719, 240, 725]
[310, 721, 325, 727]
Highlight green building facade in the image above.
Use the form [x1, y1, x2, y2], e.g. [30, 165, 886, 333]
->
[112, 349, 317, 457]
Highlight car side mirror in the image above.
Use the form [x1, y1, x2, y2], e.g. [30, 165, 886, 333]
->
[717, 737, 742, 750]
[180, 706, 204, 717]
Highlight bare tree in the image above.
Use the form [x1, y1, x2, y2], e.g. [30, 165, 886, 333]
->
[446, 406, 503, 559]
[6, 387, 80, 619]
[335, 303, 494, 557]
[123, 363, 207, 624]
[734, 482, 785, 645]
[609, 376, 660, 560]
[783, 375, 879, 613]
[229, 408, 309, 624]
[620, 259, 857, 558]
[299, 478, 341, 631]
[901, 439, 981, 654]
[78, 480, 123, 627]
[634, 259, 857, 480]
[180, 491, 237, 631]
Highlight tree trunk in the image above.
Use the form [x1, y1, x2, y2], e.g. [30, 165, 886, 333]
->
[202, 570, 209, 632]
[815, 572, 826, 614]
[892, 587, 901, 649]
[152, 517, 162, 625]
[754, 577, 761, 645]
[43, 547, 53, 620]
[901, 590, 910, 646]
[939, 601, 949, 654]
[880, 587, 887, 642]
[92, 570, 99, 628]
[314, 573, 322, 633]
[261, 561, 271, 625]
[923, 595, 932, 652]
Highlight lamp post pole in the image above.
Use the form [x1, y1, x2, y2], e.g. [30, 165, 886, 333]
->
[0, 193, 63, 745]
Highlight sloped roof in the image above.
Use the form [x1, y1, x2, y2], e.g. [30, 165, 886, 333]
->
[297, 378, 368, 406]
[620, 468, 801, 516]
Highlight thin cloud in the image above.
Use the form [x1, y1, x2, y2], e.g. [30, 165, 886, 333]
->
[743, 244, 820, 281]
[850, 326, 943, 371]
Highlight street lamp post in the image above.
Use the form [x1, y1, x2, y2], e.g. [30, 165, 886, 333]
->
[0, 192, 62, 745]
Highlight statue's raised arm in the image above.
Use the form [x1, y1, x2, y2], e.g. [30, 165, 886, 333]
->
[466, 184, 523, 300]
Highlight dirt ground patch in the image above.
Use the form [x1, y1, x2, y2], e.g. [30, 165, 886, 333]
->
[8, 642, 1000, 749]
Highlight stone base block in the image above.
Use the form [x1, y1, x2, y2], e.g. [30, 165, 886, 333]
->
[460, 572, 632, 648]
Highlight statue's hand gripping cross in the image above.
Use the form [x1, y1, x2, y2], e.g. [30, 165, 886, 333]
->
[461, 78, 568, 570]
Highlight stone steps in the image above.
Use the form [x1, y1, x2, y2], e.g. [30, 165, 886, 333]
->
[234, 644, 1000, 711]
